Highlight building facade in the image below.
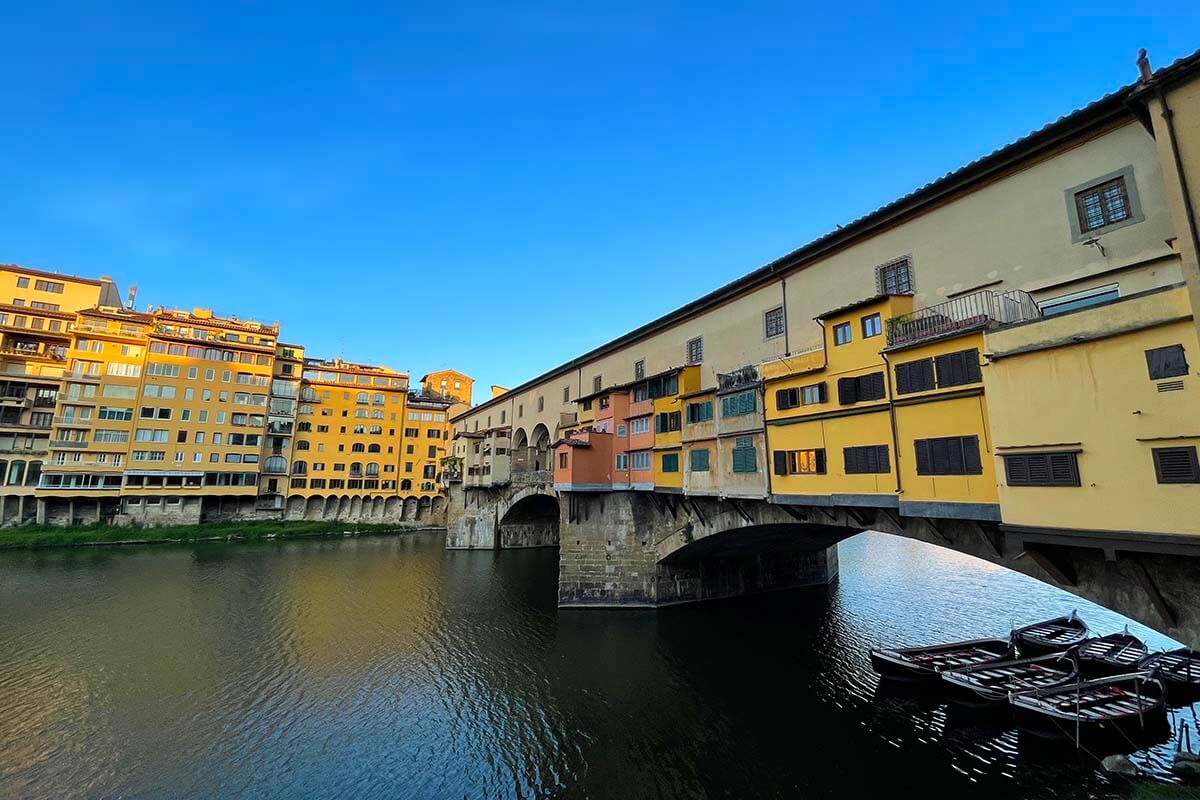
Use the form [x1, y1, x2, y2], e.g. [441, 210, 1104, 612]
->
[0, 276, 467, 525]
[452, 49, 1200, 547]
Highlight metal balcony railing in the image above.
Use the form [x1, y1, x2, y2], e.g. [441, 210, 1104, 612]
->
[886, 289, 1041, 349]
[49, 440, 89, 448]
[53, 415, 93, 426]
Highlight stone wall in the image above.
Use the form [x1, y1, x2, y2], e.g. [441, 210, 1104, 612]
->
[558, 492, 661, 607]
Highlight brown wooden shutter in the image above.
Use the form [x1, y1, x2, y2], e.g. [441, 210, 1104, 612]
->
[773, 451, 788, 476]
[837, 377, 858, 404]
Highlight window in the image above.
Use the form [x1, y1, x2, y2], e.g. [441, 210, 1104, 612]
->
[764, 307, 785, 339]
[592, 375, 602, 393]
[690, 448, 709, 472]
[801, 383, 826, 405]
[634, 360, 645, 380]
[15, 277, 28, 288]
[631, 451, 651, 470]
[633, 385, 648, 403]
[616, 423, 627, 437]
[563, 386, 569, 403]
[934, 349, 982, 388]
[686, 336, 703, 365]
[1074, 175, 1132, 233]
[615, 453, 629, 471]
[876, 257, 913, 295]
[661, 453, 679, 473]
[844, 445, 890, 474]
[1146, 345, 1189, 380]
[1040, 284, 1122, 318]
[647, 374, 678, 399]
[1152, 447, 1200, 484]
[894, 359, 936, 394]
[861, 313, 882, 339]
[537, 396, 544, 412]
[34, 279, 64, 293]
[833, 323, 851, 346]
[732, 437, 757, 473]
[773, 449, 825, 475]
[686, 400, 713, 424]
[914, 436, 982, 475]
[631, 417, 650, 435]
[720, 390, 756, 417]
[558, 452, 568, 469]
[837, 372, 885, 404]
[1003, 451, 1081, 487]
[655, 411, 681, 433]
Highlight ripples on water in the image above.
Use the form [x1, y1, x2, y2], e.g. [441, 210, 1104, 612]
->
[0, 531, 1194, 799]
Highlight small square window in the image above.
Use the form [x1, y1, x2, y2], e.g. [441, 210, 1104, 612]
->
[862, 313, 882, 338]
[833, 322, 852, 346]
[876, 258, 912, 295]
[634, 360, 645, 380]
[1146, 344, 1189, 381]
[1076, 177, 1131, 233]
[1153, 447, 1200, 484]
[686, 337, 703, 365]
[764, 307, 785, 339]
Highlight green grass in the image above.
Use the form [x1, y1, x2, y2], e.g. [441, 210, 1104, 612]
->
[0, 519, 425, 550]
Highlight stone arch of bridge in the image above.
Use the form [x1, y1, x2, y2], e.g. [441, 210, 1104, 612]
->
[498, 489, 560, 549]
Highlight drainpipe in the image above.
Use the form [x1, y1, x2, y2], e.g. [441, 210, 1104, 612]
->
[880, 352, 904, 498]
[780, 273, 792, 357]
[1155, 85, 1200, 340]
[760, 379, 775, 502]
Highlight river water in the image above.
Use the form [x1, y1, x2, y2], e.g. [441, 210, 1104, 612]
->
[0, 531, 1194, 799]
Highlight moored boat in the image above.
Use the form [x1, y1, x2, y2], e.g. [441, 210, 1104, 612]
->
[940, 651, 1079, 703]
[1009, 672, 1168, 745]
[869, 637, 1013, 681]
[1011, 612, 1089, 655]
[1076, 632, 1149, 676]
[1141, 648, 1200, 704]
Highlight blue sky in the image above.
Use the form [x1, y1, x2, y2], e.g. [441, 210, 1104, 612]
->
[1, 2, 1197, 403]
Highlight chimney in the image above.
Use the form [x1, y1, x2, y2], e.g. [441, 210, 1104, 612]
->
[1137, 48, 1153, 83]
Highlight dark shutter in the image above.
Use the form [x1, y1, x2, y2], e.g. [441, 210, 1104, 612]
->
[1004, 452, 1080, 486]
[844, 445, 889, 474]
[815, 448, 827, 474]
[837, 377, 858, 405]
[915, 440, 931, 474]
[843, 447, 858, 474]
[935, 349, 982, 388]
[773, 451, 788, 476]
[1153, 447, 1200, 484]
[775, 389, 791, 410]
[895, 362, 912, 394]
[961, 436, 982, 474]
[816, 382, 828, 403]
[1145, 345, 1189, 380]
[858, 372, 885, 401]
[895, 359, 935, 394]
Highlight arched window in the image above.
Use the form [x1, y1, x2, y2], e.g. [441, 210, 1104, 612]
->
[264, 455, 287, 474]
[366, 462, 379, 477]
[292, 460, 307, 475]
[351, 442, 365, 453]
[373, 393, 385, 405]
[367, 444, 381, 453]
[295, 440, 311, 451]
[8, 460, 25, 486]
[349, 462, 363, 477]
[25, 460, 41, 486]
[400, 479, 412, 491]
[353, 425, 364, 434]
[369, 425, 382, 435]
[356, 391, 368, 404]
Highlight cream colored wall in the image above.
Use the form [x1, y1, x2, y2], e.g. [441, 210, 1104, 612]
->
[456, 120, 1182, 435]
[984, 287, 1200, 534]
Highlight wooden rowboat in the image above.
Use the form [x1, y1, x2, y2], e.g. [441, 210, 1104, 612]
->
[1141, 648, 1200, 704]
[869, 637, 1013, 681]
[1009, 672, 1168, 744]
[1011, 612, 1089, 655]
[940, 651, 1079, 703]
[1076, 632, 1149, 676]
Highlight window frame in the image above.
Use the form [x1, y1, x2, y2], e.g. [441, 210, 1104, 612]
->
[833, 322, 852, 346]
[1065, 166, 1144, 242]
[1152, 446, 1200, 484]
[764, 306, 785, 339]
[875, 256, 913, 295]
[1003, 451, 1081, 487]
[686, 336, 703, 365]
[861, 313, 882, 339]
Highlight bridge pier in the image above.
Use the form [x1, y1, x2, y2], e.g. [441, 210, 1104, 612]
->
[558, 492, 841, 608]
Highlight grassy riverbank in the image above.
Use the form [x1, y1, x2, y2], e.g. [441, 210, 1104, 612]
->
[0, 520, 431, 550]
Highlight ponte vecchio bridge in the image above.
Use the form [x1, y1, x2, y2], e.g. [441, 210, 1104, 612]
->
[445, 50, 1200, 647]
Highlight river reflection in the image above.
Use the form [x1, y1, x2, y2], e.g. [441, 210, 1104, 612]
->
[0, 531, 1192, 799]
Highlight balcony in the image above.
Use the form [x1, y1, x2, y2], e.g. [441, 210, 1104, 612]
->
[0, 395, 30, 407]
[886, 289, 1041, 349]
[54, 415, 93, 427]
[267, 420, 294, 435]
[66, 370, 102, 383]
[49, 440, 89, 449]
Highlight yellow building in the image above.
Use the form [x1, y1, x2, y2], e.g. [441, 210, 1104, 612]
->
[984, 284, 1200, 536]
[0, 266, 122, 524]
[290, 359, 410, 499]
[651, 365, 700, 492]
[421, 369, 473, 405]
